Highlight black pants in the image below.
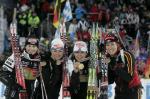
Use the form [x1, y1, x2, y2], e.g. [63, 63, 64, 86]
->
[25, 80, 35, 99]
[71, 82, 87, 99]
[33, 81, 62, 99]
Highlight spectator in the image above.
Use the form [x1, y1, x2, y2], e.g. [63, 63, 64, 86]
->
[17, 11, 28, 37]
[68, 18, 78, 42]
[75, 3, 87, 21]
[28, 11, 40, 38]
[89, 2, 99, 22]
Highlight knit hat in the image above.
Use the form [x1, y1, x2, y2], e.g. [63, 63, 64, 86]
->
[73, 41, 88, 52]
[104, 34, 119, 43]
[25, 38, 39, 47]
[51, 38, 64, 50]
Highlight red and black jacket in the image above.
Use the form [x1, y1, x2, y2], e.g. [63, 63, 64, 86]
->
[108, 51, 142, 91]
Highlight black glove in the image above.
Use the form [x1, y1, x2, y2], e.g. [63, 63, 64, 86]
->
[108, 57, 116, 70]
[0, 71, 16, 86]
[4, 83, 23, 98]
[13, 83, 23, 92]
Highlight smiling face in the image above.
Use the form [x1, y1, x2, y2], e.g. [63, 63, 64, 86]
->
[74, 51, 87, 62]
[105, 41, 120, 56]
[51, 49, 64, 60]
[25, 44, 38, 55]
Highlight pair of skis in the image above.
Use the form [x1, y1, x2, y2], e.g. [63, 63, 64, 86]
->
[98, 26, 109, 99]
[60, 21, 71, 99]
[98, 53, 108, 99]
[87, 68, 98, 99]
[87, 23, 99, 99]
[10, 8, 28, 99]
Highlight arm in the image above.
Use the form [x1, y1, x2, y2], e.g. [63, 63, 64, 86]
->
[107, 57, 116, 84]
[108, 65, 115, 84]
[114, 51, 135, 83]
[69, 62, 80, 93]
[70, 70, 80, 93]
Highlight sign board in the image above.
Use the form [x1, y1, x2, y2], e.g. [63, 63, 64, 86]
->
[108, 79, 150, 99]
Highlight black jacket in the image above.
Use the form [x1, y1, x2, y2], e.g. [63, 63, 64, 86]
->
[108, 51, 141, 93]
[68, 55, 89, 99]
[34, 52, 63, 99]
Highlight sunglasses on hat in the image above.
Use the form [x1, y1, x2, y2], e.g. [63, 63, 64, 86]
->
[51, 48, 64, 52]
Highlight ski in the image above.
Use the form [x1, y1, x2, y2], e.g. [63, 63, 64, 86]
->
[87, 22, 99, 99]
[98, 53, 108, 99]
[10, 8, 28, 99]
[98, 27, 109, 99]
[60, 20, 71, 99]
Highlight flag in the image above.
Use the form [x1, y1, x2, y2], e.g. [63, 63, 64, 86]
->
[62, 0, 72, 22]
[54, 21, 66, 39]
[53, 0, 61, 28]
[60, 21, 66, 35]
[134, 30, 140, 58]
[54, 29, 61, 39]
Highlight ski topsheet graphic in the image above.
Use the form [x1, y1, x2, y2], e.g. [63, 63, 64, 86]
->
[87, 23, 99, 99]
[10, 8, 28, 99]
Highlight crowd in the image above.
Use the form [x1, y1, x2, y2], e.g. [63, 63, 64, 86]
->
[0, 0, 149, 99]
[1, 0, 149, 77]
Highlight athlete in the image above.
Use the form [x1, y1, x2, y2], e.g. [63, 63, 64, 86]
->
[104, 33, 142, 99]
[33, 38, 65, 99]
[69, 41, 89, 99]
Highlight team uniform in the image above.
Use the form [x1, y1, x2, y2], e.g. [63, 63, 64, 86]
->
[21, 37, 40, 99]
[105, 34, 142, 99]
[33, 38, 64, 99]
[21, 50, 40, 98]
[69, 41, 89, 99]
[0, 37, 40, 99]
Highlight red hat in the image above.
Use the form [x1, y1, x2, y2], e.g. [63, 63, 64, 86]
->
[104, 34, 119, 43]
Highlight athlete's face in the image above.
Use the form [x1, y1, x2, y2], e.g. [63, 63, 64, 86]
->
[105, 42, 118, 56]
[25, 44, 38, 55]
[51, 49, 64, 60]
[74, 51, 87, 62]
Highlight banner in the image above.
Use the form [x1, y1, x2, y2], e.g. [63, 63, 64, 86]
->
[0, 82, 6, 99]
[108, 79, 150, 99]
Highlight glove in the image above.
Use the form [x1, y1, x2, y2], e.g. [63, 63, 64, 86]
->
[4, 83, 23, 98]
[12, 83, 23, 91]
[0, 71, 16, 86]
[109, 57, 116, 70]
